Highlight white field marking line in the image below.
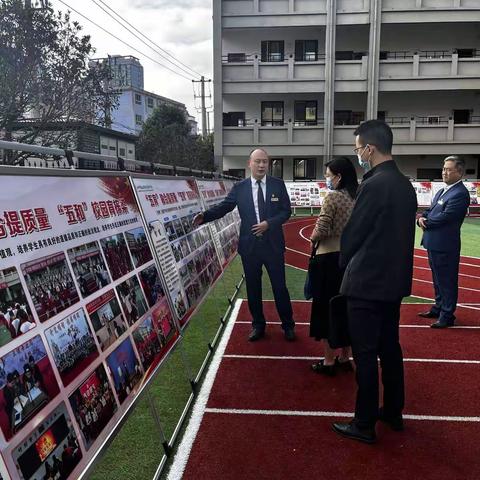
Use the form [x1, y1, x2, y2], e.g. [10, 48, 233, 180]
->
[204, 407, 480, 423]
[413, 277, 480, 293]
[166, 299, 241, 480]
[286, 255, 480, 294]
[414, 254, 480, 269]
[294, 223, 480, 269]
[415, 265, 480, 280]
[234, 321, 480, 330]
[285, 218, 317, 227]
[415, 249, 480, 262]
[222, 354, 480, 364]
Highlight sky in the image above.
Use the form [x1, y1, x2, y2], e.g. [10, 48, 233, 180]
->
[49, 0, 213, 131]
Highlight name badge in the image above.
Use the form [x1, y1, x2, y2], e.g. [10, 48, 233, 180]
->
[271, 195, 279, 202]
[437, 199, 444, 205]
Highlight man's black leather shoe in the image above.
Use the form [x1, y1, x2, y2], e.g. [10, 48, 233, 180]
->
[284, 328, 296, 341]
[332, 421, 376, 444]
[430, 320, 454, 329]
[248, 328, 265, 341]
[418, 310, 439, 319]
[378, 407, 404, 432]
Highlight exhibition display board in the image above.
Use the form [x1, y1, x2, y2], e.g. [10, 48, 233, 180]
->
[0, 170, 236, 480]
[285, 181, 328, 207]
[196, 179, 239, 268]
[286, 180, 480, 208]
[131, 177, 224, 328]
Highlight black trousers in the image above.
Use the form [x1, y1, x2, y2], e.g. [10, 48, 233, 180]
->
[428, 249, 460, 323]
[347, 297, 404, 428]
[240, 241, 294, 330]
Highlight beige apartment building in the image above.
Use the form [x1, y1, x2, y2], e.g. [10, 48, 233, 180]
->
[213, 0, 480, 180]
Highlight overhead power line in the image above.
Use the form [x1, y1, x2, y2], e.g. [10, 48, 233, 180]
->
[57, 0, 193, 81]
[90, 0, 202, 80]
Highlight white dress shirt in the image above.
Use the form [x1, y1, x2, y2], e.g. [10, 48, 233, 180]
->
[439, 179, 462, 197]
[251, 175, 267, 223]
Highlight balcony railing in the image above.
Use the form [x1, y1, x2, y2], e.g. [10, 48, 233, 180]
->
[222, 52, 326, 64]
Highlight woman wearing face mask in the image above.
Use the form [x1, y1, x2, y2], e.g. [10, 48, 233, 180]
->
[309, 156, 358, 376]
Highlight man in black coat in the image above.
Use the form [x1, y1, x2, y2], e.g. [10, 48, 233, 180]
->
[332, 120, 417, 443]
[193, 148, 295, 341]
[417, 156, 470, 328]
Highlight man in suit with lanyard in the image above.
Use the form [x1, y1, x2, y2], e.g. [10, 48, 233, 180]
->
[417, 156, 470, 328]
[193, 148, 296, 341]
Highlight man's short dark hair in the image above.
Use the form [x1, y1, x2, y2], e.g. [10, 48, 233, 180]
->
[444, 155, 465, 175]
[354, 120, 393, 155]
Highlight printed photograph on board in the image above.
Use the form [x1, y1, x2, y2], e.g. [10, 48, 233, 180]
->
[0, 266, 36, 348]
[0, 336, 60, 441]
[138, 265, 165, 308]
[124, 227, 152, 268]
[99, 233, 133, 281]
[45, 309, 99, 386]
[86, 291, 127, 351]
[105, 337, 142, 404]
[21, 252, 80, 322]
[68, 364, 117, 451]
[11, 402, 82, 480]
[67, 241, 111, 298]
[150, 301, 176, 347]
[115, 276, 148, 326]
[132, 315, 162, 373]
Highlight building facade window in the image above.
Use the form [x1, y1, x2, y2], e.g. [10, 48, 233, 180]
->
[135, 93, 142, 104]
[261, 101, 284, 126]
[147, 97, 154, 108]
[269, 158, 283, 178]
[294, 158, 316, 180]
[261, 41, 285, 62]
[223, 111, 246, 127]
[295, 40, 318, 61]
[334, 110, 365, 125]
[135, 114, 143, 125]
[294, 101, 317, 126]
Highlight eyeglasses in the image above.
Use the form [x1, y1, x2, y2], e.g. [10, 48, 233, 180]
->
[353, 145, 369, 154]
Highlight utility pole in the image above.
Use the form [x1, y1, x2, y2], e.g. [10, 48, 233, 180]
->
[192, 76, 212, 137]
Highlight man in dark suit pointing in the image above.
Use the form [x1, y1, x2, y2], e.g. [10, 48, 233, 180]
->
[193, 148, 295, 341]
[418, 156, 470, 328]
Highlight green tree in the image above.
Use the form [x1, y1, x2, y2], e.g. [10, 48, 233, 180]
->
[138, 104, 214, 170]
[0, 0, 118, 163]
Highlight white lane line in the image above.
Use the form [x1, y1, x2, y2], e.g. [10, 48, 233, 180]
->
[414, 265, 480, 280]
[413, 277, 480, 293]
[166, 299, 241, 480]
[204, 407, 480, 423]
[234, 321, 480, 329]
[223, 354, 480, 364]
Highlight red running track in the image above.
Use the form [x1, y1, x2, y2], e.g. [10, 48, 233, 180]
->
[180, 301, 480, 480]
[175, 218, 480, 480]
[283, 218, 480, 305]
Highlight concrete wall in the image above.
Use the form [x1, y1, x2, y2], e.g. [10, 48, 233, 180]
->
[224, 93, 325, 122]
[378, 91, 480, 117]
[380, 23, 480, 52]
[222, 27, 326, 55]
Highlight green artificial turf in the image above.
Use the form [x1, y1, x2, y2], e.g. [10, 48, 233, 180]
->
[415, 217, 480, 258]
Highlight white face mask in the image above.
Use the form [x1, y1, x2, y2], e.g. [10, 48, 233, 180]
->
[357, 146, 370, 171]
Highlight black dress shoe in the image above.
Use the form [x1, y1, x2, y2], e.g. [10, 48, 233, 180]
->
[248, 328, 265, 341]
[311, 360, 337, 376]
[378, 407, 404, 432]
[332, 421, 376, 444]
[418, 310, 439, 319]
[430, 320, 454, 329]
[284, 328, 296, 341]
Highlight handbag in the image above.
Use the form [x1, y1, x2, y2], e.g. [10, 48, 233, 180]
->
[328, 294, 350, 349]
[303, 243, 318, 300]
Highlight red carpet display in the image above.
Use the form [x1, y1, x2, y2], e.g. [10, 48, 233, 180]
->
[178, 218, 480, 480]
